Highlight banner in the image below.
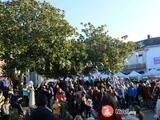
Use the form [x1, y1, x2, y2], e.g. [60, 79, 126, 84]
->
[154, 57, 160, 64]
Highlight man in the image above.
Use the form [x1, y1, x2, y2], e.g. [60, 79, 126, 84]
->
[127, 83, 137, 107]
[30, 94, 59, 120]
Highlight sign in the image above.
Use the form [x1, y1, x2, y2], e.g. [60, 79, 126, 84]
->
[101, 105, 114, 117]
[154, 57, 160, 64]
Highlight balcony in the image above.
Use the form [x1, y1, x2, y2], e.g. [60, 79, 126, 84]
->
[124, 63, 146, 72]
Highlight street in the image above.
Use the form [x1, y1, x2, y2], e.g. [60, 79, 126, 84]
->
[144, 110, 155, 120]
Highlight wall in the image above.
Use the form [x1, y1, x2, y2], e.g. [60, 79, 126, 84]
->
[145, 45, 160, 70]
[125, 50, 145, 66]
[26, 70, 44, 86]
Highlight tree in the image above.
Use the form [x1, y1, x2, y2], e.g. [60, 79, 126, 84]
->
[69, 40, 87, 76]
[0, 0, 138, 78]
[79, 23, 138, 74]
[0, 0, 75, 78]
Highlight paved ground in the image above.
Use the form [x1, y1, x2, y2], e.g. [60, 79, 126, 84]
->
[143, 110, 155, 120]
[10, 107, 155, 120]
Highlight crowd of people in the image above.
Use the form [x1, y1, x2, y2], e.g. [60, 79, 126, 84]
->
[0, 76, 160, 120]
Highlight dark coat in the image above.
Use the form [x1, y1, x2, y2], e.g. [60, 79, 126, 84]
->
[30, 106, 60, 120]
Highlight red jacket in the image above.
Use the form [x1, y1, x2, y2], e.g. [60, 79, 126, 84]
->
[55, 92, 64, 102]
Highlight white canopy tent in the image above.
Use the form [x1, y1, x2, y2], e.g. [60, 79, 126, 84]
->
[83, 76, 90, 81]
[90, 71, 101, 80]
[99, 73, 110, 79]
[144, 69, 160, 77]
[45, 79, 56, 85]
[128, 71, 142, 78]
[114, 72, 128, 78]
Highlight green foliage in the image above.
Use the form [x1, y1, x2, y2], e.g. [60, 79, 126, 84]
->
[0, 1, 137, 78]
[79, 23, 137, 74]
[69, 40, 87, 76]
[0, 0, 75, 77]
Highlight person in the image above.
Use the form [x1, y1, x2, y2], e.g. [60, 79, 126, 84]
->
[1, 98, 11, 120]
[60, 97, 73, 120]
[137, 83, 144, 107]
[10, 91, 24, 114]
[0, 90, 5, 115]
[127, 83, 137, 109]
[55, 88, 65, 102]
[39, 85, 51, 108]
[144, 83, 151, 108]
[85, 98, 93, 117]
[25, 108, 31, 120]
[28, 81, 35, 108]
[48, 84, 54, 108]
[96, 93, 122, 120]
[22, 84, 30, 107]
[52, 99, 61, 118]
[29, 94, 59, 120]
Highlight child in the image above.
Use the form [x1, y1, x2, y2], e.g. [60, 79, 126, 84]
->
[1, 98, 11, 120]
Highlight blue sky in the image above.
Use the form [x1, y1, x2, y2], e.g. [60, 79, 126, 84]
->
[46, 0, 160, 41]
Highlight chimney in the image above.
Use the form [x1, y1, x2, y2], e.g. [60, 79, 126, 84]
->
[147, 34, 151, 39]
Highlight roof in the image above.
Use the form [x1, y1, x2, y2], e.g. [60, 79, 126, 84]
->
[137, 37, 160, 47]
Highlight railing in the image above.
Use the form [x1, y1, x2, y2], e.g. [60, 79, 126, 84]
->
[124, 63, 146, 71]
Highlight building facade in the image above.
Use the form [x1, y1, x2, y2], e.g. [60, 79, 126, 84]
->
[124, 36, 160, 73]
